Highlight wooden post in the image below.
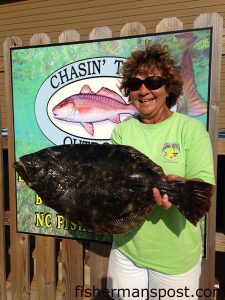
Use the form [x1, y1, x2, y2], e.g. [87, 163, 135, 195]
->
[61, 239, 84, 300]
[120, 21, 146, 36]
[3, 36, 31, 300]
[89, 26, 112, 40]
[156, 17, 183, 32]
[88, 26, 113, 300]
[59, 29, 80, 43]
[59, 29, 85, 300]
[30, 33, 51, 45]
[0, 108, 6, 299]
[29, 33, 57, 300]
[194, 13, 223, 295]
[35, 237, 56, 299]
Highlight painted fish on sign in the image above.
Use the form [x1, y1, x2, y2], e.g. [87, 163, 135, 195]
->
[36, 56, 127, 145]
[52, 85, 137, 136]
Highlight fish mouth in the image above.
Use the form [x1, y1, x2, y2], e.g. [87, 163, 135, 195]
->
[52, 109, 59, 117]
[13, 158, 28, 182]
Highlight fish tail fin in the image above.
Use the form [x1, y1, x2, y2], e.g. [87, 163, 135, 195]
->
[172, 180, 215, 225]
[159, 180, 215, 225]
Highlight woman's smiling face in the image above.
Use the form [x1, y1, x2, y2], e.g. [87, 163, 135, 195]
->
[130, 67, 172, 124]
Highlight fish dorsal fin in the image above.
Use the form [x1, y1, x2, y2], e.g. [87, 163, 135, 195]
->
[96, 87, 125, 104]
[181, 50, 207, 116]
[80, 85, 94, 94]
[81, 122, 94, 136]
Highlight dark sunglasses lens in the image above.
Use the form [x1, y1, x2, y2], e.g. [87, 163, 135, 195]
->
[127, 78, 142, 91]
[127, 76, 165, 91]
[145, 77, 165, 90]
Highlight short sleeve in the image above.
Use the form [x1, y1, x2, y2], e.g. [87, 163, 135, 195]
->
[184, 121, 215, 184]
[110, 125, 122, 145]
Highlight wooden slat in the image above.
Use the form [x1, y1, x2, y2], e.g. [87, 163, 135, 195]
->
[58, 29, 85, 300]
[61, 240, 84, 300]
[120, 22, 146, 36]
[0, 72, 7, 129]
[219, 108, 225, 115]
[0, 101, 6, 299]
[89, 26, 112, 40]
[90, 243, 111, 299]
[120, 21, 146, 36]
[156, 17, 183, 32]
[194, 12, 223, 294]
[222, 29, 225, 53]
[3, 36, 31, 300]
[30, 32, 51, 45]
[28, 32, 57, 300]
[86, 25, 113, 299]
[59, 29, 80, 43]
[35, 236, 56, 299]
[220, 55, 225, 130]
[216, 232, 225, 252]
[218, 139, 225, 155]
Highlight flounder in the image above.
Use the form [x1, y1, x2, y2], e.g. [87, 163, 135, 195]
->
[14, 144, 214, 234]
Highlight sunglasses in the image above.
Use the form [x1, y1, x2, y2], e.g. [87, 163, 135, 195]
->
[127, 76, 166, 91]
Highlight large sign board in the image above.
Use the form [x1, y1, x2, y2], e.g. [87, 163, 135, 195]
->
[11, 28, 212, 242]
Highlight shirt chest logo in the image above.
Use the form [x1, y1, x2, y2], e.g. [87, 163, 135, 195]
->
[162, 142, 180, 162]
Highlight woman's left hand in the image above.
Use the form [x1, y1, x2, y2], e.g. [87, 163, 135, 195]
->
[153, 174, 187, 210]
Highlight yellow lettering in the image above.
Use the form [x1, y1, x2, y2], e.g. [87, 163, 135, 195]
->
[56, 215, 64, 229]
[35, 195, 42, 205]
[45, 214, 52, 228]
[18, 175, 24, 182]
[63, 218, 70, 230]
[55, 215, 87, 231]
[35, 212, 52, 228]
[35, 213, 44, 227]
[70, 222, 77, 230]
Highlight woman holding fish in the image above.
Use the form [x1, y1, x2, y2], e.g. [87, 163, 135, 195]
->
[107, 42, 215, 300]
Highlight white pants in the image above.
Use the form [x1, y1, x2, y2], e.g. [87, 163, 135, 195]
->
[107, 246, 202, 300]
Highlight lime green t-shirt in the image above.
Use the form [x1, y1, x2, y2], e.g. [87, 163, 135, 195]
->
[110, 112, 215, 275]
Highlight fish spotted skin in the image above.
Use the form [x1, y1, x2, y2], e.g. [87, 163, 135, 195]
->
[14, 144, 214, 234]
[52, 85, 137, 135]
